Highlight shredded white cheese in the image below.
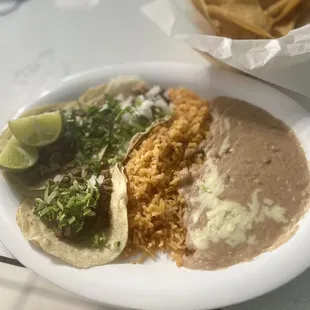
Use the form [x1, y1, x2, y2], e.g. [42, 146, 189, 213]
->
[188, 159, 288, 250]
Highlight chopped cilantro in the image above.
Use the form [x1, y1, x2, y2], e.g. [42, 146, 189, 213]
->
[34, 177, 101, 242]
[64, 94, 168, 167]
[201, 185, 212, 193]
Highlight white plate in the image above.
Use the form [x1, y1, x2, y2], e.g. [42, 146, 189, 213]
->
[2, 63, 310, 310]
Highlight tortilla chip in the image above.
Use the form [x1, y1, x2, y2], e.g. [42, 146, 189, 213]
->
[272, 0, 304, 23]
[192, 0, 309, 39]
[271, 7, 300, 36]
[17, 164, 128, 268]
[295, 0, 310, 27]
[192, 0, 274, 39]
[212, 14, 271, 38]
[266, 0, 288, 18]
[258, 0, 281, 9]
[192, 0, 223, 34]
[207, 4, 274, 38]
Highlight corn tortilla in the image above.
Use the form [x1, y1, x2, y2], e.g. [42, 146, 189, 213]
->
[17, 164, 128, 269]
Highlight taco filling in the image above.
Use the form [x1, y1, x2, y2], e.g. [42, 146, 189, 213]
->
[34, 169, 112, 248]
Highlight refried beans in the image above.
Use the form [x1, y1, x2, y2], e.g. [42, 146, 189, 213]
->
[179, 97, 310, 270]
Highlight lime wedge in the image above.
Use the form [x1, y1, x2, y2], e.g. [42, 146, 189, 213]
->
[0, 137, 38, 170]
[9, 111, 63, 147]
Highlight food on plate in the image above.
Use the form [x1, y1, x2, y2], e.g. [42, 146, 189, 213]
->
[17, 164, 128, 268]
[0, 137, 38, 170]
[123, 88, 209, 264]
[178, 97, 310, 269]
[0, 76, 171, 268]
[191, 0, 310, 39]
[9, 110, 63, 147]
[1, 76, 309, 270]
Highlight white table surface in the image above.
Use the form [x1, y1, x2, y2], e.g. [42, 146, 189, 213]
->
[1, 0, 310, 309]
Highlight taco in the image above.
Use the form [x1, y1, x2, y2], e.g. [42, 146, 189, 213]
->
[17, 164, 128, 268]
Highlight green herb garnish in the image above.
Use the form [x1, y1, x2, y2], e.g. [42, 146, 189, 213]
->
[75, 96, 166, 166]
[91, 233, 107, 248]
[34, 177, 101, 241]
[64, 95, 167, 166]
[201, 185, 212, 193]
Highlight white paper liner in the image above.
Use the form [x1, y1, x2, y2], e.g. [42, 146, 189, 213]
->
[142, 0, 310, 97]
